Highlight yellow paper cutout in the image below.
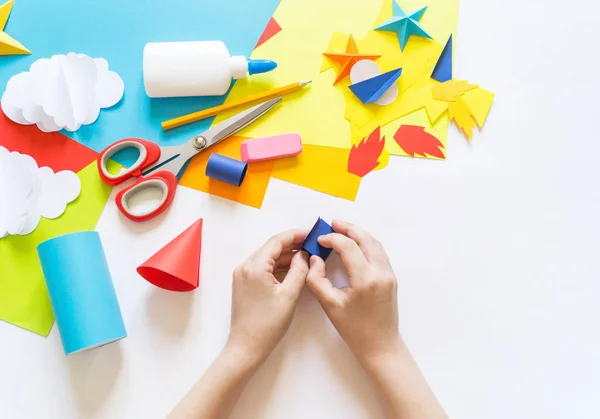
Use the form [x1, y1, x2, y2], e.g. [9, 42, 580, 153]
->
[0, 161, 113, 335]
[432, 79, 478, 102]
[180, 136, 274, 209]
[461, 88, 495, 128]
[448, 95, 476, 139]
[272, 145, 361, 201]
[0, 0, 30, 55]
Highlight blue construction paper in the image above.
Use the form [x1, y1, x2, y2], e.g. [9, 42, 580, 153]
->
[206, 153, 248, 186]
[349, 68, 403, 104]
[431, 35, 453, 83]
[375, 2, 432, 51]
[302, 218, 334, 261]
[0, 0, 279, 167]
[37, 232, 127, 355]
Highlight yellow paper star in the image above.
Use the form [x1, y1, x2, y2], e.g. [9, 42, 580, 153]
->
[0, 0, 30, 56]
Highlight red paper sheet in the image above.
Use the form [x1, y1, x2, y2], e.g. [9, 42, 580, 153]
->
[255, 17, 282, 49]
[0, 105, 98, 172]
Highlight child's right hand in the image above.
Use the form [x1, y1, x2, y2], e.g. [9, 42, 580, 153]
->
[306, 220, 402, 363]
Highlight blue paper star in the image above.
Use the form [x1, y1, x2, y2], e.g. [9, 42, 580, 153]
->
[375, 2, 432, 51]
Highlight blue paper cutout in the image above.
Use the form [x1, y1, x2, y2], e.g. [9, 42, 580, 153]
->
[37, 232, 127, 355]
[349, 68, 403, 104]
[431, 35, 453, 83]
[374, 2, 432, 51]
[206, 153, 248, 187]
[302, 218, 334, 261]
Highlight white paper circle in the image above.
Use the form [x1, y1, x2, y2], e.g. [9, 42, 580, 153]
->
[350, 59, 380, 84]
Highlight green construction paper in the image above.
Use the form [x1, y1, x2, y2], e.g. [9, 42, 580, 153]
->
[0, 161, 114, 336]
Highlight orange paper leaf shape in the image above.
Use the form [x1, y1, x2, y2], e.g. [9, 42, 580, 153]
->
[347, 127, 386, 177]
[393, 125, 445, 159]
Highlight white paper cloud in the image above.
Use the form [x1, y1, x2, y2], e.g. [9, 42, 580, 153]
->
[1, 53, 124, 133]
[0, 147, 81, 238]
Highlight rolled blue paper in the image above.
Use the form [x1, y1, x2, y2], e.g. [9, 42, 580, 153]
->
[302, 218, 335, 261]
[206, 153, 248, 187]
[37, 232, 127, 356]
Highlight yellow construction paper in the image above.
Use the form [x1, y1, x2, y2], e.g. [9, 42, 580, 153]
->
[461, 88, 495, 128]
[0, 0, 30, 55]
[432, 79, 478, 102]
[180, 136, 274, 209]
[448, 95, 475, 139]
[272, 145, 361, 201]
[0, 161, 113, 336]
[212, 0, 382, 150]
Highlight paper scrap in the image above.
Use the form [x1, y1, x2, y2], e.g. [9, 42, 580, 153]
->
[322, 34, 381, 85]
[0, 161, 113, 336]
[1, 53, 124, 132]
[431, 34, 453, 83]
[374, 2, 432, 51]
[347, 127, 386, 177]
[448, 95, 476, 139]
[349, 65, 402, 105]
[0, 147, 81, 237]
[432, 79, 478, 102]
[272, 144, 361, 201]
[0, 0, 29, 56]
[461, 87, 495, 128]
[180, 136, 273, 209]
[255, 17, 282, 49]
[393, 125, 445, 159]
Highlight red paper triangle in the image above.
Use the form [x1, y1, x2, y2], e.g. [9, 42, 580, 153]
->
[137, 218, 203, 292]
[0, 104, 98, 172]
[255, 17, 282, 49]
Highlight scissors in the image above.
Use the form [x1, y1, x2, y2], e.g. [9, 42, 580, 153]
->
[97, 97, 282, 222]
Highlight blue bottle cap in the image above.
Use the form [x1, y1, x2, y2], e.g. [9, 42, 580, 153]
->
[248, 59, 278, 75]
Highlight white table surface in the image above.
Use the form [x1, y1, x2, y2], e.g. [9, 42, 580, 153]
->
[2, 0, 600, 418]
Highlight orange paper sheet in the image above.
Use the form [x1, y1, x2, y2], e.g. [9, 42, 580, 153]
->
[272, 144, 361, 201]
[180, 136, 273, 209]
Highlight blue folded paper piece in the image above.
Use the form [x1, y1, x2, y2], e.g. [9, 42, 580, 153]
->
[206, 153, 248, 187]
[431, 35, 453, 83]
[302, 218, 334, 261]
[37, 231, 127, 356]
[349, 68, 403, 104]
[375, 2, 432, 51]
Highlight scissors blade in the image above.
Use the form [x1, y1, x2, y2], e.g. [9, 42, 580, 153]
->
[201, 97, 282, 148]
[141, 141, 198, 177]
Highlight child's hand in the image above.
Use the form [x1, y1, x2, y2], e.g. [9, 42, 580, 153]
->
[306, 220, 401, 362]
[227, 229, 309, 365]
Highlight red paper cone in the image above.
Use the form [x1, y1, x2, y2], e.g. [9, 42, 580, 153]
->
[137, 218, 203, 292]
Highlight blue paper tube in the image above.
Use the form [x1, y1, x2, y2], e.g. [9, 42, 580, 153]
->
[205, 153, 248, 187]
[302, 218, 335, 261]
[37, 231, 127, 356]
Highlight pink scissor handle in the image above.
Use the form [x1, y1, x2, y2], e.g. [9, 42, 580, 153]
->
[97, 138, 162, 186]
[115, 171, 178, 222]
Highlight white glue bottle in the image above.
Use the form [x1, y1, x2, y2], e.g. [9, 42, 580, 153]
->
[143, 41, 277, 98]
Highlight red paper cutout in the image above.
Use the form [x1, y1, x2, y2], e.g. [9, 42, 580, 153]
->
[393, 125, 445, 159]
[137, 218, 203, 292]
[347, 127, 386, 177]
[255, 17, 282, 49]
[0, 105, 98, 172]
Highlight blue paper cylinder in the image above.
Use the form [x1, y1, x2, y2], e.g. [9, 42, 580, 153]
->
[37, 231, 127, 355]
[205, 153, 248, 186]
[302, 218, 335, 261]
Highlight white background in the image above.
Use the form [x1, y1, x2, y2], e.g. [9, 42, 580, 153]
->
[2, 0, 600, 418]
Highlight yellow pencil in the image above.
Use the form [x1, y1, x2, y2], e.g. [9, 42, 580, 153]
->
[162, 80, 312, 131]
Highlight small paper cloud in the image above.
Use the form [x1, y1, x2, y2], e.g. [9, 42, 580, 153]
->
[0, 147, 81, 237]
[1, 53, 124, 133]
